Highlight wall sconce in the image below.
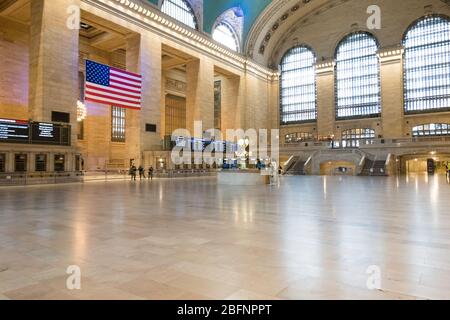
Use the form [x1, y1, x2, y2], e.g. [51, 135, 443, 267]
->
[77, 100, 87, 122]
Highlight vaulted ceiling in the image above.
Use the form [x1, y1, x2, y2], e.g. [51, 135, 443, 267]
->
[146, 0, 273, 40]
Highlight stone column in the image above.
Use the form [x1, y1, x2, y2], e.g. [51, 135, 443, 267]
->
[7, 153, 14, 173]
[316, 60, 336, 138]
[186, 58, 214, 135]
[126, 33, 162, 165]
[29, 0, 79, 143]
[268, 74, 280, 133]
[160, 74, 166, 138]
[378, 46, 405, 139]
[220, 74, 241, 133]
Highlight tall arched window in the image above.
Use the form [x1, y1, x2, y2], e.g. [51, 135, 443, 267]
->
[335, 32, 381, 119]
[403, 15, 450, 113]
[280, 46, 317, 124]
[212, 22, 240, 52]
[161, 0, 198, 29]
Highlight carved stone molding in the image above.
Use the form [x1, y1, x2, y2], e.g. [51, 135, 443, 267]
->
[85, 0, 277, 80]
[166, 78, 186, 94]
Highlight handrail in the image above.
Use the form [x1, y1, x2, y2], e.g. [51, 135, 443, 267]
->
[284, 155, 294, 167]
[304, 155, 312, 167]
[385, 154, 392, 166]
[281, 136, 450, 149]
[359, 155, 366, 167]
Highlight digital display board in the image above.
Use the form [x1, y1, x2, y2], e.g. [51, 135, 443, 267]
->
[0, 119, 30, 143]
[31, 122, 70, 146]
[0, 119, 70, 146]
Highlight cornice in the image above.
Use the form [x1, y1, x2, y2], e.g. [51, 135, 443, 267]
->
[84, 0, 278, 81]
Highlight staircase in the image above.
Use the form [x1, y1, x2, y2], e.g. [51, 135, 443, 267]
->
[372, 160, 388, 176]
[360, 159, 374, 176]
[284, 156, 299, 173]
[360, 158, 387, 176]
[285, 157, 306, 175]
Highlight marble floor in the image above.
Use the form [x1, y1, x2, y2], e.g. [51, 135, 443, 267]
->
[0, 174, 450, 300]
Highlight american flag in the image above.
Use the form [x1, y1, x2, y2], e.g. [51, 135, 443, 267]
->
[85, 60, 142, 110]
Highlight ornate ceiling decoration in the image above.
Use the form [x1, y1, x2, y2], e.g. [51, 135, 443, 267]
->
[257, 0, 312, 55]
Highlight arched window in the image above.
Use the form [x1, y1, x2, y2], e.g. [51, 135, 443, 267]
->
[161, 0, 197, 29]
[335, 32, 381, 119]
[212, 22, 240, 52]
[341, 128, 375, 148]
[412, 124, 450, 137]
[280, 46, 317, 124]
[403, 15, 450, 113]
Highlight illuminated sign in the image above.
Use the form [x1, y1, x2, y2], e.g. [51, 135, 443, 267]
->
[0, 119, 30, 143]
[0, 119, 70, 146]
[31, 122, 70, 146]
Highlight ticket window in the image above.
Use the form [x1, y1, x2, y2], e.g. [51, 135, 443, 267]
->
[15, 154, 27, 172]
[0, 153, 5, 172]
[54, 154, 65, 172]
[35, 154, 47, 172]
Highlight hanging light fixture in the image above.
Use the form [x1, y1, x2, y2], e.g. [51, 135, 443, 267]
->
[77, 100, 87, 122]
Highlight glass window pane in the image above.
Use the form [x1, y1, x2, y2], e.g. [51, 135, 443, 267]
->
[335, 32, 381, 119]
[161, 0, 197, 30]
[280, 46, 317, 124]
[111, 106, 126, 142]
[341, 128, 375, 148]
[403, 16, 450, 113]
[212, 23, 239, 52]
[412, 123, 450, 137]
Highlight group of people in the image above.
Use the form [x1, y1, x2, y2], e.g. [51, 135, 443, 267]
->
[129, 165, 154, 181]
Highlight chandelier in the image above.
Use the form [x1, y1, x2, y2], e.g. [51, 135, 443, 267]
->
[77, 100, 87, 121]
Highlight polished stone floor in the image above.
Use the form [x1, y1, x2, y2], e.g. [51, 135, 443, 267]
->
[0, 174, 450, 300]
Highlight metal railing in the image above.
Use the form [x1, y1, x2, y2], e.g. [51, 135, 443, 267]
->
[281, 136, 450, 150]
[0, 172, 84, 186]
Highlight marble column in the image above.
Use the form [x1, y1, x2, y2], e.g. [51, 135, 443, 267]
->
[316, 60, 336, 138]
[126, 33, 162, 165]
[29, 0, 79, 143]
[186, 58, 214, 135]
[220, 74, 241, 133]
[379, 46, 405, 139]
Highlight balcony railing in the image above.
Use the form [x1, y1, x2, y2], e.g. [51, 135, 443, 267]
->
[281, 136, 450, 150]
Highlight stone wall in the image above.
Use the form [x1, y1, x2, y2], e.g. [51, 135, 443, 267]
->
[274, 0, 450, 141]
[0, 17, 29, 120]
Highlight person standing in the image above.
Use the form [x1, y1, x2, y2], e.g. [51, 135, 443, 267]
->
[256, 159, 262, 171]
[148, 166, 154, 181]
[445, 162, 450, 179]
[138, 165, 145, 180]
[130, 165, 137, 181]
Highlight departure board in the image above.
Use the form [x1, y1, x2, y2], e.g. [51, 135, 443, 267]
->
[0, 119, 71, 146]
[0, 119, 30, 143]
[31, 122, 70, 146]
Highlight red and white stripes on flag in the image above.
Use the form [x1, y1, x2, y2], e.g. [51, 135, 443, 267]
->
[85, 60, 142, 110]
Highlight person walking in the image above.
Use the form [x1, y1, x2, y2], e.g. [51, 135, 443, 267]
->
[445, 162, 450, 179]
[138, 165, 145, 180]
[148, 166, 154, 181]
[130, 165, 137, 181]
